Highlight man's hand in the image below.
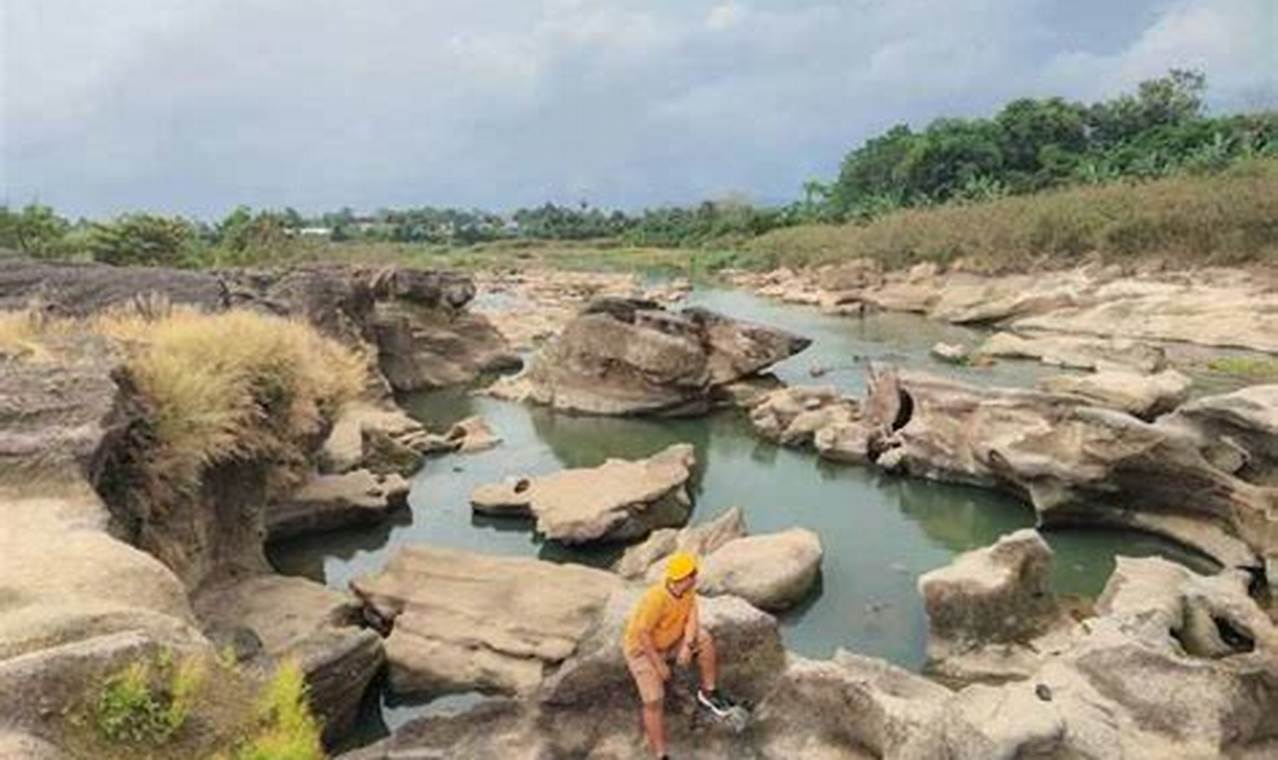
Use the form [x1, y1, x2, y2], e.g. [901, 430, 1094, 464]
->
[675, 641, 692, 668]
[656, 659, 672, 682]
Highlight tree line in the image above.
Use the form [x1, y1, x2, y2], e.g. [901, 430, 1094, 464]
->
[2, 70, 1274, 267]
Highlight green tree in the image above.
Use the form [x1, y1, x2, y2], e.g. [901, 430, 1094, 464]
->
[0, 203, 71, 257]
[89, 214, 197, 266]
[995, 97, 1087, 188]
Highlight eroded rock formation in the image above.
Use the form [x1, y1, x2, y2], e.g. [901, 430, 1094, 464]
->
[486, 298, 810, 416]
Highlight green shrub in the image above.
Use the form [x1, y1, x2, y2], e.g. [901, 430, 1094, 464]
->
[229, 661, 324, 760]
[95, 653, 205, 745]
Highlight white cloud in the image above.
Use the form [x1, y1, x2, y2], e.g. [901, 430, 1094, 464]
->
[1042, 0, 1276, 109]
[1, 0, 1272, 216]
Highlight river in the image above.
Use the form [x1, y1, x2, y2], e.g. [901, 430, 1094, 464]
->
[269, 286, 1217, 739]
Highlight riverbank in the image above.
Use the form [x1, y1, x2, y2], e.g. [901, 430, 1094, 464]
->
[4, 253, 1278, 759]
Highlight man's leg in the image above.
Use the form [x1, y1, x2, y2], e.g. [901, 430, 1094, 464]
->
[694, 629, 717, 692]
[641, 699, 667, 757]
[626, 652, 668, 757]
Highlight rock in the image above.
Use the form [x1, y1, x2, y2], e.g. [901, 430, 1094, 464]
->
[192, 574, 384, 743]
[350, 545, 623, 696]
[613, 506, 747, 580]
[0, 256, 227, 315]
[446, 415, 502, 453]
[266, 469, 408, 542]
[814, 419, 874, 464]
[0, 334, 130, 483]
[319, 400, 426, 474]
[700, 528, 823, 611]
[918, 530, 1074, 681]
[1164, 384, 1278, 484]
[368, 268, 522, 392]
[978, 331, 1167, 373]
[755, 651, 949, 759]
[930, 342, 969, 364]
[863, 366, 1270, 577]
[491, 299, 809, 416]
[469, 443, 697, 543]
[748, 385, 859, 446]
[1012, 276, 1278, 353]
[1037, 368, 1192, 419]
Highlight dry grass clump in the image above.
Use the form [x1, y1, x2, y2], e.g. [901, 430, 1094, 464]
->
[747, 158, 1278, 272]
[94, 305, 366, 493]
[1, 303, 365, 493]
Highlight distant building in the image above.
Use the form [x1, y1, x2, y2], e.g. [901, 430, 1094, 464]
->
[296, 226, 333, 237]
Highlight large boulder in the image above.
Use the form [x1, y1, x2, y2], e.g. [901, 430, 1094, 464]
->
[350, 545, 624, 696]
[614, 509, 822, 611]
[699, 529, 823, 612]
[265, 469, 409, 542]
[1037, 368, 1192, 419]
[192, 574, 384, 743]
[488, 299, 809, 416]
[918, 530, 1075, 682]
[469, 443, 697, 543]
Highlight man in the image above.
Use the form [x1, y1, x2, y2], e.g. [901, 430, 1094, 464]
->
[622, 551, 735, 759]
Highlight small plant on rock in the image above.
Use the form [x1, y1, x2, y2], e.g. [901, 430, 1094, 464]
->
[95, 652, 206, 745]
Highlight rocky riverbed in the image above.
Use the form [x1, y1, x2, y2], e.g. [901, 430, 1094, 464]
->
[3, 252, 1278, 758]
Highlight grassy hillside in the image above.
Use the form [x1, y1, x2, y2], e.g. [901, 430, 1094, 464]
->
[743, 158, 1278, 273]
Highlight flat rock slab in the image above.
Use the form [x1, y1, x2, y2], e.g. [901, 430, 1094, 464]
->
[267, 469, 408, 541]
[1038, 368, 1192, 419]
[351, 545, 623, 696]
[469, 443, 697, 543]
[978, 331, 1167, 373]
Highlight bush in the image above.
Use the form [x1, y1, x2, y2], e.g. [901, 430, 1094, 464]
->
[95, 653, 205, 746]
[746, 158, 1278, 272]
[228, 661, 324, 760]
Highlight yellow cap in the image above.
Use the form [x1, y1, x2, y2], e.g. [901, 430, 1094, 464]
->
[665, 552, 698, 581]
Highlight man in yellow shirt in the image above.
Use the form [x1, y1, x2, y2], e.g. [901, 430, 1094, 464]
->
[622, 551, 735, 759]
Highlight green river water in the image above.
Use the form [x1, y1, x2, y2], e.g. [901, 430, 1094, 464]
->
[269, 287, 1217, 737]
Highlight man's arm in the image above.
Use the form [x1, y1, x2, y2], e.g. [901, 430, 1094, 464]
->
[677, 596, 699, 666]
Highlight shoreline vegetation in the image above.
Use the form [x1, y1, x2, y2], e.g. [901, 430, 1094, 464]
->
[2, 70, 1275, 277]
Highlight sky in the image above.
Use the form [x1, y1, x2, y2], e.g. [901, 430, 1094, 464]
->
[2, 0, 1275, 219]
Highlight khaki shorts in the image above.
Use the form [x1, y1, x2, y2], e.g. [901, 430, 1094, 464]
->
[623, 628, 712, 705]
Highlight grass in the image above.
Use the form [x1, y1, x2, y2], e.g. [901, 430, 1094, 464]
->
[1206, 355, 1278, 380]
[223, 661, 324, 760]
[71, 653, 323, 760]
[745, 157, 1278, 272]
[1, 303, 365, 494]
